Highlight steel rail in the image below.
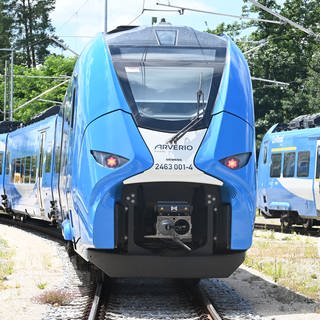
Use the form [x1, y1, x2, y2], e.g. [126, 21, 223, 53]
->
[87, 281, 103, 320]
[197, 286, 223, 320]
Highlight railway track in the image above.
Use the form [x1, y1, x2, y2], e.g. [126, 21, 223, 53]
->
[255, 222, 320, 237]
[86, 279, 224, 320]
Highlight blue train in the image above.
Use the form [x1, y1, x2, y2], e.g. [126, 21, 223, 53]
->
[0, 24, 256, 278]
[257, 114, 320, 229]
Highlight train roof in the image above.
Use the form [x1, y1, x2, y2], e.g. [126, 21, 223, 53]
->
[0, 105, 60, 134]
[105, 25, 227, 48]
[272, 113, 320, 133]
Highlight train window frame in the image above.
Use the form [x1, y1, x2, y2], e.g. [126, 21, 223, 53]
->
[297, 151, 310, 177]
[283, 152, 296, 178]
[270, 153, 282, 178]
[0, 152, 3, 175]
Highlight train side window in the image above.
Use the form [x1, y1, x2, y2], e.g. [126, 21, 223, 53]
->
[54, 146, 61, 174]
[20, 158, 25, 183]
[45, 150, 52, 173]
[297, 151, 310, 177]
[0, 152, 3, 175]
[316, 147, 320, 179]
[70, 88, 77, 128]
[6, 151, 10, 175]
[270, 153, 282, 177]
[283, 152, 295, 177]
[263, 146, 267, 164]
[30, 156, 37, 183]
[25, 156, 31, 183]
[13, 158, 22, 183]
[11, 159, 15, 182]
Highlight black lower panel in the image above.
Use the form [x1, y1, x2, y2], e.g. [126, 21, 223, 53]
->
[87, 249, 245, 278]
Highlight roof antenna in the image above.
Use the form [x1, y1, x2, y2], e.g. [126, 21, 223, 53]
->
[159, 18, 171, 25]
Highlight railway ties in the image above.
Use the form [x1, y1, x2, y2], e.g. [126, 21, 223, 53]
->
[86, 278, 225, 320]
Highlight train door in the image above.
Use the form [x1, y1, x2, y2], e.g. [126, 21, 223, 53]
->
[37, 130, 46, 215]
[58, 77, 80, 238]
[314, 141, 320, 212]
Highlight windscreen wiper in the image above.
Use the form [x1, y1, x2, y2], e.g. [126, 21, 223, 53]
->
[167, 76, 205, 145]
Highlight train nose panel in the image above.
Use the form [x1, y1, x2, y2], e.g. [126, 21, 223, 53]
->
[116, 182, 231, 255]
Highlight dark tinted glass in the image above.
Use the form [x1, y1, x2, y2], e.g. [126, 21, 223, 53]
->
[270, 153, 282, 177]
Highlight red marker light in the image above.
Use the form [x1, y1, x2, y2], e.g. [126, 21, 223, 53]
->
[91, 150, 129, 169]
[106, 156, 119, 168]
[225, 157, 240, 169]
[220, 152, 251, 170]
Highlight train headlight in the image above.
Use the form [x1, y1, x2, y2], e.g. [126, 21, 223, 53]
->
[91, 150, 129, 169]
[220, 152, 251, 170]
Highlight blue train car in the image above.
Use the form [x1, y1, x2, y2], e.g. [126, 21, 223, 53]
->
[4, 115, 57, 220]
[0, 133, 7, 199]
[0, 24, 256, 279]
[257, 117, 320, 229]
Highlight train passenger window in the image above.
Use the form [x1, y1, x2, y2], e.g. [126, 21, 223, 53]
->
[0, 152, 3, 175]
[54, 146, 61, 174]
[5, 151, 10, 175]
[263, 146, 267, 164]
[45, 150, 52, 173]
[20, 158, 25, 183]
[25, 157, 31, 183]
[270, 153, 282, 177]
[11, 159, 15, 182]
[316, 147, 320, 179]
[283, 152, 295, 177]
[13, 158, 22, 183]
[297, 151, 310, 177]
[31, 156, 37, 183]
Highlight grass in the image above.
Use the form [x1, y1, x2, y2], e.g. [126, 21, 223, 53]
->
[34, 289, 72, 306]
[37, 282, 48, 290]
[0, 238, 14, 290]
[245, 229, 320, 301]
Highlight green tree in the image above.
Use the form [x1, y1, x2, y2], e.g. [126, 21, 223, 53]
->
[246, 0, 320, 143]
[0, 0, 14, 70]
[9, 0, 56, 67]
[0, 55, 76, 122]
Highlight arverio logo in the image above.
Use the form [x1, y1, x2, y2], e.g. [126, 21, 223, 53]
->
[154, 144, 193, 151]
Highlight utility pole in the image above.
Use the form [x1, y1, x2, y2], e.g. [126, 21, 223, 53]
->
[9, 49, 14, 121]
[104, 0, 108, 33]
[0, 48, 14, 121]
[3, 60, 8, 121]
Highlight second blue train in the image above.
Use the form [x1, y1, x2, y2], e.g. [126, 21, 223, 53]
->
[257, 114, 320, 229]
[0, 24, 256, 278]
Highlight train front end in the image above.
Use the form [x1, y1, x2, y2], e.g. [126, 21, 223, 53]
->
[73, 25, 256, 278]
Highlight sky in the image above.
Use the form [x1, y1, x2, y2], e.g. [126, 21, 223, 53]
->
[50, 0, 255, 55]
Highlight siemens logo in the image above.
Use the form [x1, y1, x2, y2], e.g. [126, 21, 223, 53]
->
[154, 144, 193, 151]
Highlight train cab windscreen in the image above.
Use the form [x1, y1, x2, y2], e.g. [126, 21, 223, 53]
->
[110, 46, 226, 132]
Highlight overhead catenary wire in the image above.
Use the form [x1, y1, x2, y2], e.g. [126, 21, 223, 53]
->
[251, 77, 290, 86]
[14, 80, 69, 112]
[127, 0, 180, 25]
[247, 0, 320, 40]
[56, 0, 90, 31]
[156, 2, 284, 25]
